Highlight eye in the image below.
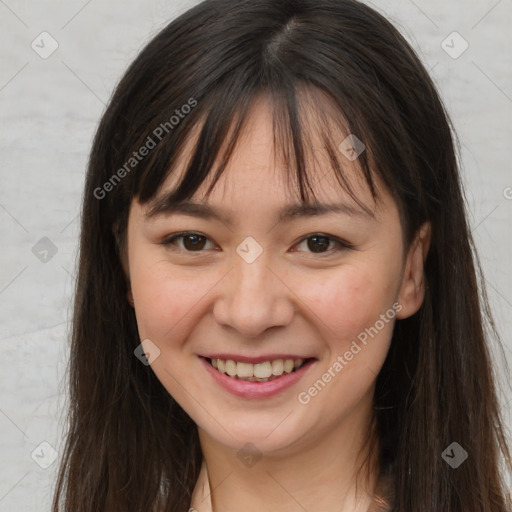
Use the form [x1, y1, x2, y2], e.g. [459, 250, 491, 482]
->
[293, 233, 354, 255]
[160, 232, 216, 252]
[160, 231, 353, 255]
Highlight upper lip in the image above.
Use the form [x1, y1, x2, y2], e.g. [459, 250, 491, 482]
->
[201, 354, 315, 364]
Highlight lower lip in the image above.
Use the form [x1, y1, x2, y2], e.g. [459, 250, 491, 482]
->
[200, 357, 316, 399]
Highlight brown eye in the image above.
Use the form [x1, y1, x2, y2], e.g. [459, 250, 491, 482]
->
[294, 234, 353, 255]
[183, 234, 207, 251]
[161, 232, 214, 252]
[306, 235, 331, 253]
[160, 232, 353, 255]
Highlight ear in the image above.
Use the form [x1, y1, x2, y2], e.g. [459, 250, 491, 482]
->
[395, 222, 431, 320]
[112, 222, 134, 308]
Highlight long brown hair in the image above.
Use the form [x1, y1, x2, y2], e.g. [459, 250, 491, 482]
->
[51, 0, 512, 510]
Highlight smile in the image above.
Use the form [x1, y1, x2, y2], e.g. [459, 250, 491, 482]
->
[208, 357, 309, 382]
[199, 356, 317, 399]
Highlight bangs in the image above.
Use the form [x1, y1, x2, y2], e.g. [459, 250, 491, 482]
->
[135, 81, 380, 216]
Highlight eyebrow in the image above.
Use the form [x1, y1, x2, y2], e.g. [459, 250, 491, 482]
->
[145, 195, 375, 224]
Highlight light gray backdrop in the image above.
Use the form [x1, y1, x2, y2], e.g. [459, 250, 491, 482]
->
[0, 0, 511, 510]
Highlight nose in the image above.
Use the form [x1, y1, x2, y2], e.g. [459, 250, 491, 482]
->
[212, 251, 295, 338]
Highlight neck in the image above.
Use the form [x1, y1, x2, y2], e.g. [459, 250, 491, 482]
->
[197, 393, 380, 512]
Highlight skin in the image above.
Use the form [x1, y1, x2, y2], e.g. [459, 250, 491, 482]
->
[123, 95, 431, 512]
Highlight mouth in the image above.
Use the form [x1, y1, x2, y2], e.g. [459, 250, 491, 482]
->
[202, 356, 315, 382]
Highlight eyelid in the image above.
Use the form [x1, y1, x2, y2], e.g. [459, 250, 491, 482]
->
[160, 231, 216, 253]
[295, 234, 355, 252]
[159, 231, 355, 255]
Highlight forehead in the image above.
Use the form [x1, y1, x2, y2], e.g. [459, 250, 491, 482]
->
[140, 92, 391, 220]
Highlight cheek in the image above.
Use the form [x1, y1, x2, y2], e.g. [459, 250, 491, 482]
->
[128, 251, 204, 343]
[292, 265, 399, 418]
[297, 263, 397, 340]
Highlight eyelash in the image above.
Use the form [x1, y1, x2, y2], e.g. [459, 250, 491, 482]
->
[159, 231, 354, 256]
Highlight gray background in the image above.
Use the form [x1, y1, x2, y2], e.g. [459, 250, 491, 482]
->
[0, 0, 511, 509]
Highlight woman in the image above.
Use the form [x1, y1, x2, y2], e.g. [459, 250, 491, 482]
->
[51, 0, 512, 510]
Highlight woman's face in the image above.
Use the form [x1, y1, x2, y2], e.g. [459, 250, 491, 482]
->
[124, 96, 428, 456]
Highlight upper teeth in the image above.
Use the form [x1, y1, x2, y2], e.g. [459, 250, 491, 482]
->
[212, 358, 304, 378]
